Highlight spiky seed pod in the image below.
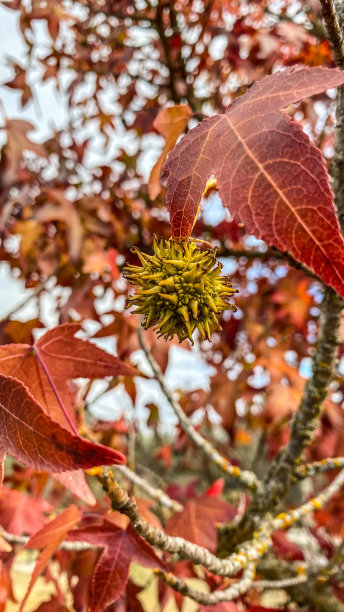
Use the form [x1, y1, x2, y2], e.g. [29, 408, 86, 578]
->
[123, 238, 238, 344]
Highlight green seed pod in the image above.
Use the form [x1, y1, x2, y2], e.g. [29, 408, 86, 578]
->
[123, 238, 238, 344]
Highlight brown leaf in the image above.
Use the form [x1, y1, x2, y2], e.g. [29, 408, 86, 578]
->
[148, 105, 192, 200]
[3, 119, 48, 185]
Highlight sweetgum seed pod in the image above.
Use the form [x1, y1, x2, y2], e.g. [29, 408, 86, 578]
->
[123, 238, 238, 345]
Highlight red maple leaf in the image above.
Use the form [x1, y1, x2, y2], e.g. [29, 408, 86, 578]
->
[0, 323, 136, 431]
[163, 66, 344, 299]
[68, 518, 167, 611]
[0, 375, 126, 483]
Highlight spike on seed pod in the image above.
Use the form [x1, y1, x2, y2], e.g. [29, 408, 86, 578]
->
[123, 238, 238, 344]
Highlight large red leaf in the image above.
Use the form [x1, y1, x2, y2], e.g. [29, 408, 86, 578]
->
[165, 496, 236, 552]
[163, 66, 344, 298]
[0, 323, 136, 431]
[0, 375, 125, 479]
[19, 505, 82, 612]
[69, 519, 167, 612]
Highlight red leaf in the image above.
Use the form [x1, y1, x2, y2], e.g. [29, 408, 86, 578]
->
[272, 530, 304, 561]
[0, 375, 126, 475]
[0, 486, 52, 535]
[69, 519, 167, 612]
[53, 471, 96, 506]
[0, 323, 136, 431]
[166, 496, 236, 552]
[19, 506, 82, 612]
[204, 478, 225, 497]
[0, 560, 16, 612]
[163, 66, 344, 299]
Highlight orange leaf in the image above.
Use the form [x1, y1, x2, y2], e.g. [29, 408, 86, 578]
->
[148, 105, 192, 200]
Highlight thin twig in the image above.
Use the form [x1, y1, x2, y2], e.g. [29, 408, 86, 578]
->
[253, 574, 308, 589]
[295, 457, 344, 479]
[115, 464, 183, 513]
[97, 466, 344, 604]
[98, 469, 271, 577]
[273, 466, 344, 529]
[138, 328, 261, 493]
[0, 526, 94, 551]
[156, 562, 256, 605]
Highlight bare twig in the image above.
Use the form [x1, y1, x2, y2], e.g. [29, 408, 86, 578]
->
[156, 562, 256, 605]
[115, 464, 183, 513]
[253, 574, 308, 590]
[98, 466, 344, 604]
[138, 328, 261, 493]
[273, 466, 344, 529]
[98, 469, 271, 577]
[295, 457, 344, 479]
[0, 526, 94, 552]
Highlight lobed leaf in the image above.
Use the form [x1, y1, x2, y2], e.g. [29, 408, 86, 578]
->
[69, 519, 167, 612]
[0, 375, 126, 483]
[163, 66, 344, 298]
[0, 322, 136, 430]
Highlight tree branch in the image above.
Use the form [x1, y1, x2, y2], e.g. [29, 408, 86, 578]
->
[156, 562, 256, 605]
[97, 469, 271, 578]
[115, 464, 183, 513]
[219, 288, 343, 553]
[98, 467, 344, 605]
[295, 457, 344, 479]
[321, 0, 344, 232]
[320, 0, 344, 69]
[0, 526, 94, 551]
[138, 328, 261, 493]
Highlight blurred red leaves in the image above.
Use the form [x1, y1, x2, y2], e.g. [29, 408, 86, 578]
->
[0, 486, 51, 535]
[166, 495, 236, 552]
[20, 505, 81, 612]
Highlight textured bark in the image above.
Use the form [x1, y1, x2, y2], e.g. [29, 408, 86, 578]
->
[217, 0, 344, 557]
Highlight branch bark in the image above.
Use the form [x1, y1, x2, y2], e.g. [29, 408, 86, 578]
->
[218, 0, 344, 556]
[138, 328, 261, 492]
